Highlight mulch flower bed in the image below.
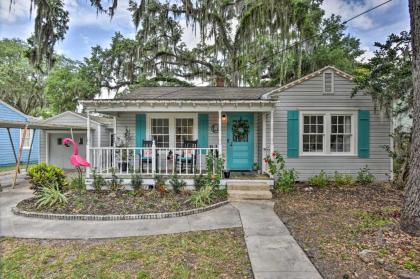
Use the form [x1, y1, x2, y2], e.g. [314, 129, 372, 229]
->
[273, 183, 420, 279]
[17, 189, 227, 215]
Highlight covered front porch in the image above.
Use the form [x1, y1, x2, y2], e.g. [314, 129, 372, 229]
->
[81, 99, 276, 183]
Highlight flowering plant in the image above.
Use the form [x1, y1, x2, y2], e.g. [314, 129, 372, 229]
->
[264, 151, 285, 176]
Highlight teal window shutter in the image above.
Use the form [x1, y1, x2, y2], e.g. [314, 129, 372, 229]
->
[198, 114, 209, 154]
[358, 110, 370, 158]
[135, 114, 146, 149]
[287, 111, 299, 158]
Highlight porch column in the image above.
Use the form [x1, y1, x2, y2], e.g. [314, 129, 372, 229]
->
[218, 110, 222, 156]
[270, 110, 274, 157]
[86, 110, 91, 178]
[113, 115, 117, 146]
[262, 112, 267, 172]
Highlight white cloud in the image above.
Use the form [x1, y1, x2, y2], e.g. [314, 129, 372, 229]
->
[0, 0, 32, 24]
[322, 0, 397, 30]
[65, 0, 135, 33]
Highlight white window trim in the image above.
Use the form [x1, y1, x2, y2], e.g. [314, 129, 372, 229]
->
[20, 129, 34, 149]
[323, 70, 334, 94]
[146, 113, 198, 147]
[299, 111, 357, 156]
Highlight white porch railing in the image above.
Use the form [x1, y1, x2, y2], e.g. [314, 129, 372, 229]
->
[89, 144, 219, 176]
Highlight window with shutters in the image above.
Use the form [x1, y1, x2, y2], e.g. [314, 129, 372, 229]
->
[300, 111, 356, 156]
[302, 115, 324, 153]
[330, 115, 352, 153]
[147, 113, 198, 147]
[323, 71, 334, 94]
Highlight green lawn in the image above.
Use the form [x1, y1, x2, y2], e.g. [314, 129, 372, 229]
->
[0, 228, 252, 279]
[0, 164, 36, 173]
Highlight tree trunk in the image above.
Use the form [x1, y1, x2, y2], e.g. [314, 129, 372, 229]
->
[401, 0, 420, 236]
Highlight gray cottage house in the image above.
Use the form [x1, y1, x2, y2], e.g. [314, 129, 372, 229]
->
[80, 66, 392, 186]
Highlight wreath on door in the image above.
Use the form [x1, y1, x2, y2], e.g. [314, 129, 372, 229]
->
[232, 119, 249, 138]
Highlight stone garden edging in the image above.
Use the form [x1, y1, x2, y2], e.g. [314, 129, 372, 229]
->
[12, 201, 229, 221]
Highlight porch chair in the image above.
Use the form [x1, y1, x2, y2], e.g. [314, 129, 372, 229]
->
[176, 140, 198, 173]
[140, 140, 159, 173]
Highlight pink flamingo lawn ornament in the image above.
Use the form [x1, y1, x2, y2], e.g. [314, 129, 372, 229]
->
[63, 138, 90, 186]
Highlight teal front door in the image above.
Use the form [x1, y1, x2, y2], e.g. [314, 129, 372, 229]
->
[227, 112, 254, 171]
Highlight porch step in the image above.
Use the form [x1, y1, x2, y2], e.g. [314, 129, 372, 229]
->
[227, 181, 272, 201]
[228, 190, 272, 201]
[227, 183, 270, 191]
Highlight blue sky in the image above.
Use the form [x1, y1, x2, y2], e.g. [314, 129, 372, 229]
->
[0, 0, 410, 62]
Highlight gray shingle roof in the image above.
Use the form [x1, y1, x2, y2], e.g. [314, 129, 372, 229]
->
[117, 87, 277, 100]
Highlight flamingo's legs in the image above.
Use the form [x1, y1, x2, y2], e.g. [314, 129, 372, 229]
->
[76, 166, 83, 190]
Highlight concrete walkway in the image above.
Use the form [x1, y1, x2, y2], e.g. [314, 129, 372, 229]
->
[0, 187, 241, 239]
[0, 170, 27, 189]
[1, 185, 321, 278]
[233, 202, 322, 279]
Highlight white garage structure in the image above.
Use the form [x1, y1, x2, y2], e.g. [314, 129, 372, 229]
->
[40, 111, 113, 170]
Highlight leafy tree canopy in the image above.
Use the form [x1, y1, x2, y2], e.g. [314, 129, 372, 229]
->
[14, 0, 364, 91]
[0, 38, 99, 116]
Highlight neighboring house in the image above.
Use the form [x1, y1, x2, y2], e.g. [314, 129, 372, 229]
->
[0, 101, 40, 167]
[39, 111, 113, 170]
[80, 66, 392, 185]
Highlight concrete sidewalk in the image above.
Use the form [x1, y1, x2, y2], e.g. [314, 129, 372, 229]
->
[0, 170, 27, 189]
[0, 189, 241, 239]
[233, 201, 322, 279]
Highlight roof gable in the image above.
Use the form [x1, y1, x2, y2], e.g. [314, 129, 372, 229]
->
[0, 100, 32, 121]
[262, 66, 354, 99]
[43, 111, 101, 126]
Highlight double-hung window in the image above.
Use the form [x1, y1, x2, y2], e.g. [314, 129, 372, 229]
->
[300, 112, 355, 155]
[151, 118, 170, 147]
[148, 114, 197, 147]
[302, 115, 324, 153]
[330, 115, 352, 153]
[176, 118, 194, 148]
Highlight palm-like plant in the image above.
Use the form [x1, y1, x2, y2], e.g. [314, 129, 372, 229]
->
[35, 183, 68, 208]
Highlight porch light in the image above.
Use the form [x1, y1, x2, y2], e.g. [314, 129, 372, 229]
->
[222, 114, 227, 123]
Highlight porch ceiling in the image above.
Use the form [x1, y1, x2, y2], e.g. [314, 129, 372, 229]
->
[81, 99, 276, 113]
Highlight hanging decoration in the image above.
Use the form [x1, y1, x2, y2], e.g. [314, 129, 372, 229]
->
[232, 119, 249, 139]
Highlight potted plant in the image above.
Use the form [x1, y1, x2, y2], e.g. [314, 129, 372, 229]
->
[116, 128, 133, 172]
[253, 162, 259, 172]
[223, 169, 231, 179]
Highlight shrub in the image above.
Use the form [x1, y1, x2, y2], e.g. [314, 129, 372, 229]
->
[28, 163, 66, 192]
[308, 170, 329, 187]
[108, 168, 122, 191]
[211, 188, 228, 200]
[70, 176, 86, 192]
[169, 173, 186, 194]
[205, 152, 224, 188]
[193, 174, 208, 190]
[264, 151, 285, 177]
[154, 176, 168, 194]
[131, 173, 143, 192]
[35, 183, 68, 208]
[189, 186, 213, 207]
[275, 169, 298, 193]
[92, 169, 106, 192]
[357, 166, 375, 185]
[333, 171, 354, 186]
